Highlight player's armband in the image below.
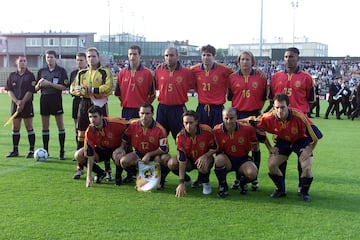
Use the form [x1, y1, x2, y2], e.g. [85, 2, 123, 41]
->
[159, 137, 168, 152]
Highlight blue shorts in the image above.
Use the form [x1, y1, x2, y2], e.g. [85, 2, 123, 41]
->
[122, 108, 139, 120]
[94, 146, 117, 162]
[135, 151, 157, 162]
[156, 103, 186, 139]
[274, 137, 313, 158]
[237, 110, 261, 120]
[184, 156, 214, 172]
[196, 103, 223, 128]
[227, 154, 252, 172]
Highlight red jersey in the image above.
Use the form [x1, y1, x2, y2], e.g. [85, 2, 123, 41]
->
[191, 63, 233, 105]
[176, 124, 216, 161]
[270, 67, 314, 113]
[84, 117, 128, 156]
[115, 64, 155, 108]
[155, 62, 195, 105]
[124, 119, 168, 155]
[229, 69, 268, 111]
[256, 109, 319, 143]
[213, 122, 258, 158]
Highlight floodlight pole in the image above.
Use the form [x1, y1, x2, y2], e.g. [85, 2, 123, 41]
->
[108, 0, 111, 55]
[291, 1, 299, 46]
[259, 0, 263, 57]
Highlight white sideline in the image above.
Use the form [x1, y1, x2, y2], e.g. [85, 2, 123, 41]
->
[0, 162, 42, 175]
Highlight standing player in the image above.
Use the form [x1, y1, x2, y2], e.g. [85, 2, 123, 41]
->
[269, 47, 315, 115]
[73, 106, 127, 188]
[213, 108, 259, 198]
[269, 47, 315, 192]
[249, 94, 322, 202]
[169, 110, 217, 197]
[155, 47, 195, 139]
[70, 47, 114, 180]
[35, 50, 69, 160]
[115, 45, 155, 120]
[5, 56, 36, 158]
[112, 103, 170, 187]
[154, 47, 195, 185]
[69, 52, 88, 159]
[114, 45, 156, 182]
[190, 44, 233, 188]
[227, 50, 268, 191]
[191, 44, 233, 128]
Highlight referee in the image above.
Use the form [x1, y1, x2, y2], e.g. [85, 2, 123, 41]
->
[5, 55, 36, 158]
[35, 50, 69, 160]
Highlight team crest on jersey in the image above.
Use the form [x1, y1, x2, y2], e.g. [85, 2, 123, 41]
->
[64, 79, 70, 85]
[212, 75, 219, 83]
[238, 137, 245, 144]
[94, 77, 101, 84]
[149, 136, 155, 143]
[107, 132, 113, 139]
[291, 127, 298, 135]
[231, 145, 237, 153]
[199, 142, 205, 149]
[102, 140, 109, 146]
[285, 136, 290, 141]
[176, 76, 183, 84]
[295, 80, 301, 88]
[31, 81, 36, 86]
[252, 82, 258, 89]
[137, 77, 144, 84]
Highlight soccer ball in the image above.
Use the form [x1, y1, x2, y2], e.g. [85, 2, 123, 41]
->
[34, 148, 48, 161]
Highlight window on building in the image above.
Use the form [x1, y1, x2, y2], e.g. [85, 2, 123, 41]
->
[26, 38, 42, 46]
[44, 38, 59, 46]
[61, 38, 77, 46]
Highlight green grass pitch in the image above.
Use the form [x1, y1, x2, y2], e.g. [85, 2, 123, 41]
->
[0, 93, 359, 240]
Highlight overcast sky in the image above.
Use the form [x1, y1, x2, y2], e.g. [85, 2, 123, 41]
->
[1, 0, 358, 56]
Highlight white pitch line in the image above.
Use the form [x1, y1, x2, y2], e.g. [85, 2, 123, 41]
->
[0, 162, 43, 175]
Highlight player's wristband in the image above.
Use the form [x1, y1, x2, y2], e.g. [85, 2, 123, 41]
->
[179, 179, 185, 184]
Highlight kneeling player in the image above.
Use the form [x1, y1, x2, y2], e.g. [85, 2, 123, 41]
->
[248, 94, 323, 202]
[113, 103, 171, 188]
[170, 110, 217, 197]
[73, 105, 127, 187]
[213, 108, 259, 198]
